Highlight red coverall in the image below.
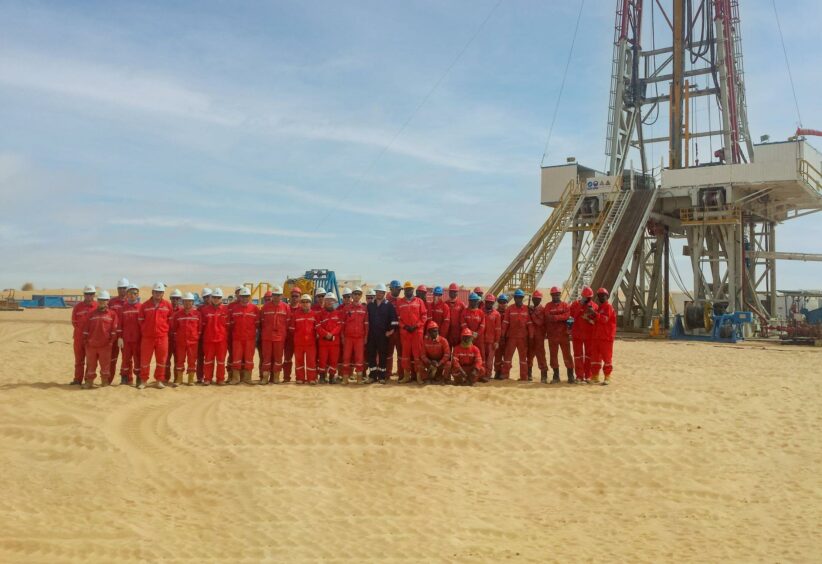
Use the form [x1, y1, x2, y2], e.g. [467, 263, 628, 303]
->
[461, 307, 486, 362]
[138, 299, 173, 383]
[396, 297, 427, 376]
[290, 309, 318, 383]
[196, 302, 207, 382]
[108, 295, 126, 379]
[429, 300, 451, 341]
[317, 307, 343, 378]
[570, 299, 599, 381]
[167, 303, 182, 371]
[119, 300, 141, 383]
[200, 304, 229, 384]
[283, 302, 300, 381]
[341, 302, 368, 376]
[260, 301, 290, 374]
[591, 301, 616, 378]
[71, 300, 96, 383]
[229, 303, 260, 372]
[445, 298, 465, 347]
[386, 294, 402, 377]
[172, 308, 201, 377]
[225, 300, 241, 365]
[502, 304, 532, 380]
[544, 301, 574, 371]
[527, 304, 548, 373]
[483, 308, 501, 379]
[451, 344, 484, 385]
[421, 335, 450, 382]
[83, 308, 119, 384]
[495, 304, 507, 375]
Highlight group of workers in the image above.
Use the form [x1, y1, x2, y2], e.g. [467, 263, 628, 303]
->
[71, 278, 616, 389]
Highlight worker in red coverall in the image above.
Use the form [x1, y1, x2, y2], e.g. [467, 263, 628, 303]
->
[420, 322, 450, 384]
[196, 287, 212, 383]
[312, 287, 327, 313]
[108, 278, 129, 381]
[591, 288, 616, 385]
[342, 287, 369, 384]
[317, 293, 343, 383]
[569, 286, 599, 383]
[290, 294, 318, 384]
[225, 286, 243, 367]
[445, 282, 465, 347]
[396, 281, 427, 384]
[386, 280, 403, 379]
[429, 287, 451, 340]
[502, 289, 533, 381]
[482, 294, 501, 383]
[228, 287, 259, 385]
[544, 286, 574, 384]
[494, 294, 509, 379]
[171, 292, 201, 386]
[200, 288, 229, 385]
[118, 285, 141, 385]
[138, 282, 174, 389]
[167, 288, 183, 376]
[260, 286, 290, 385]
[461, 292, 486, 372]
[81, 290, 119, 388]
[451, 328, 484, 386]
[282, 287, 302, 382]
[527, 290, 549, 383]
[70, 285, 97, 385]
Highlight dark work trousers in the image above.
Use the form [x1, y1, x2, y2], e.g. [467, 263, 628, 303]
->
[366, 333, 390, 377]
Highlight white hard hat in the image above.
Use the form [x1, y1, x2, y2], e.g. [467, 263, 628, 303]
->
[153, 282, 166, 292]
[352, 286, 362, 294]
[212, 288, 224, 298]
[201, 287, 212, 297]
[315, 288, 327, 296]
[97, 290, 110, 300]
[183, 292, 195, 301]
[127, 284, 139, 292]
[324, 293, 337, 300]
[83, 285, 96, 294]
[117, 278, 130, 288]
[170, 289, 182, 299]
[366, 288, 376, 296]
[239, 287, 251, 297]
[270, 285, 283, 295]
[300, 294, 312, 302]
[342, 287, 352, 296]
[374, 283, 387, 292]
[235, 285, 243, 292]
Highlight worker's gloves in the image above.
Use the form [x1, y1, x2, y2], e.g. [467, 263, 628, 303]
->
[325, 335, 334, 341]
[404, 325, 417, 333]
[118, 338, 124, 349]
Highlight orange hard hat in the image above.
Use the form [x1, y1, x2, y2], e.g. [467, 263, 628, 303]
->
[597, 287, 609, 296]
[461, 328, 473, 337]
[581, 286, 594, 298]
[448, 282, 459, 291]
[473, 286, 483, 294]
[416, 285, 428, 293]
[550, 286, 561, 294]
[484, 293, 496, 302]
[427, 321, 439, 330]
[532, 290, 543, 299]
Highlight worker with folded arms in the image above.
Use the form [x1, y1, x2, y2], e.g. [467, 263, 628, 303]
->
[366, 283, 397, 384]
[482, 293, 501, 383]
[260, 286, 290, 385]
[590, 288, 616, 385]
[228, 286, 260, 385]
[451, 328, 484, 386]
[428, 286, 451, 340]
[316, 291, 343, 384]
[501, 289, 533, 381]
[341, 287, 368, 384]
[527, 290, 549, 383]
[396, 281, 427, 384]
[108, 278, 130, 381]
[138, 282, 174, 389]
[569, 286, 599, 384]
[70, 285, 97, 385]
[493, 294, 509, 379]
[171, 292, 201, 386]
[421, 322, 450, 384]
[290, 293, 319, 384]
[81, 290, 119, 388]
[545, 286, 574, 384]
[445, 282, 465, 348]
[118, 284, 142, 386]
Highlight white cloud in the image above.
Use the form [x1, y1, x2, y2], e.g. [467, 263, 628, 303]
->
[109, 217, 331, 239]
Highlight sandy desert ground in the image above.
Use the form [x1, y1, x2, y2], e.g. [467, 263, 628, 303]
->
[0, 308, 820, 562]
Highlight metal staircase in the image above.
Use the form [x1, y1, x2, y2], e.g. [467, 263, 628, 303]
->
[488, 180, 584, 296]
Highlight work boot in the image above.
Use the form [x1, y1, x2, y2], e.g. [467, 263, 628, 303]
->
[241, 370, 253, 385]
[591, 374, 601, 384]
[355, 372, 363, 384]
[100, 377, 109, 388]
[272, 371, 281, 385]
[229, 370, 241, 385]
[120, 375, 128, 386]
[157, 380, 166, 389]
[602, 375, 610, 386]
[260, 371, 270, 386]
[398, 370, 411, 384]
[527, 367, 533, 381]
[566, 368, 576, 384]
[550, 368, 561, 384]
[416, 370, 425, 385]
[137, 381, 146, 389]
[81, 379, 93, 389]
[540, 369, 548, 384]
[187, 372, 195, 386]
[319, 372, 327, 384]
[173, 372, 182, 387]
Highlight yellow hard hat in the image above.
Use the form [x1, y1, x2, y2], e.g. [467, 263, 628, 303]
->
[403, 280, 414, 289]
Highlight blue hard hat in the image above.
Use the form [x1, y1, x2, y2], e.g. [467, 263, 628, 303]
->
[389, 280, 401, 289]
[433, 286, 443, 295]
[498, 294, 508, 302]
[468, 292, 480, 301]
[513, 289, 525, 297]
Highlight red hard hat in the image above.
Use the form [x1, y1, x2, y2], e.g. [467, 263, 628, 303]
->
[417, 284, 427, 293]
[291, 287, 302, 295]
[581, 286, 594, 298]
[597, 287, 609, 296]
[263, 291, 272, 298]
[448, 282, 459, 291]
[473, 286, 483, 294]
[532, 290, 543, 299]
[484, 293, 496, 302]
[550, 286, 561, 294]
[427, 321, 439, 330]
[461, 328, 473, 337]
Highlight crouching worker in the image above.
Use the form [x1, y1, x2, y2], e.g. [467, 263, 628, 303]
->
[172, 293, 201, 386]
[450, 328, 484, 386]
[421, 322, 450, 384]
[82, 291, 119, 388]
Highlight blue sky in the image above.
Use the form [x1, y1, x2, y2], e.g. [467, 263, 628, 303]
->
[1, 0, 820, 290]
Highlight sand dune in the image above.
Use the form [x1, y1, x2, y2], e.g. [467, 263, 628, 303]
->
[0, 309, 820, 562]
